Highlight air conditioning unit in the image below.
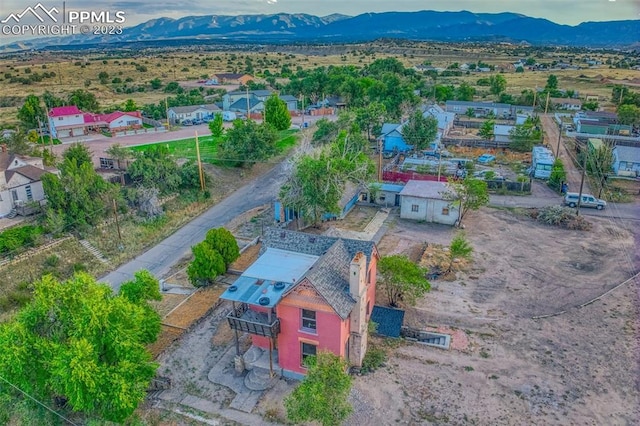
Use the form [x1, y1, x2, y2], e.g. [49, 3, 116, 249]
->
[15, 199, 25, 207]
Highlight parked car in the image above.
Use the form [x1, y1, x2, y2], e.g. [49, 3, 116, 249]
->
[564, 193, 606, 210]
[181, 119, 193, 126]
[472, 169, 505, 181]
[477, 154, 496, 164]
[191, 119, 203, 125]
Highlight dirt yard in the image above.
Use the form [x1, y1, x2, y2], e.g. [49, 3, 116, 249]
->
[147, 205, 639, 425]
[344, 208, 639, 425]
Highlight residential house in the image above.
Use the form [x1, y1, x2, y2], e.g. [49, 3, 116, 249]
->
[445, 101, 534, 119]
[399, 180, 459, 226]
[210, 73, 254, 85]
[0, 146, 53, 217]
[550, 98, 582, 111]
[223, 90, 298, 115]
[612, 145, 640, 177]
[379, 104, 455, 153]
[367, 183, 404, 207]
[574, 111, 632, 136]
[221, 228, 379, 379]
[167, 104, 221, 124]
[48, 106, 86, 138]
[49, 106, 143, 138]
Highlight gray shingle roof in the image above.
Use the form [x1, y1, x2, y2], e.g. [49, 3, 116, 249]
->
[169, 104, 220, 114]
[262, 228, 376, 263]
[262, 228, 377, 319]
[302, 240, 355, 319]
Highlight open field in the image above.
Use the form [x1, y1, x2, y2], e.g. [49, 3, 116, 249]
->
[1, 41, 637, 127]
[129, 129, 298, 165]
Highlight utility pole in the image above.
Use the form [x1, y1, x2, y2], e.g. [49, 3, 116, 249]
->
[555, 122, 562, 157]
[165, 97, 170, 130]
[195, 131, 205, 191]
[532, 90, 537, 110]
[437, 151, 442, 182]
[378, 139, 383, 181]
[576, 151, 587, 216]
[544, 92, 550, 114]
[246, 87, 250, 121]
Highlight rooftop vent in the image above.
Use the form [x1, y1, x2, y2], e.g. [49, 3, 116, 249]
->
[258, 296, 270, 306]
[228, 285, 238, 292]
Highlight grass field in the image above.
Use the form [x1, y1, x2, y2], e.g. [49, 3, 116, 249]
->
[129, 129, 298, 164]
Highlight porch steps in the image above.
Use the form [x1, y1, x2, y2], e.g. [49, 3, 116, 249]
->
[6, 209, 17, 219]
[79, 239, 111, 266]
[242, 345, 263, 370]
[244, 367, 277, 391]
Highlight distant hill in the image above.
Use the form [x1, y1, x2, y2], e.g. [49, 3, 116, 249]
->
[1, 10, 638, 52]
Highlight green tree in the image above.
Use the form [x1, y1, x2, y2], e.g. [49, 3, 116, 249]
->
[442, 177, 490, 226]
[509, 117, 542, 152]
[187, 241, 226, 286]
[98, 71, 109, 84]
[203, 227, 240, 266]
[548, 158, 567, 191]
[586, 144, 614, 197]
[478, 120, 495, 140]
[0, 271, 160, 422]
[465, 107, 475, 119]
[401, 110, 438, 151]
[447, 232, 473, 274]
[545, 74, 558, 91]
[582, 101, 599, 111]
[128, 145, 192, 194]
[208, 113, 224, 137]
[150, 78, 163, 90]
[312, 117, 340, 146]
[456, 82, 476, 101]
[378, 255, 430, 307]
[617, 104, 640, 126]
[285, 352, 352, 426]
[354, 101, 386, 141]
[264, 93, 291, 131]
[218, 120, 278, 167]
[3, 131, 32, 155]
[17, 94, 44, 129]
[434, 84, 455, 102]
[122, 99, 137, 112]
[63, 142, 93, 168]
[489, 74, 507, 96]
[67, 89, 99, 112]
[187, 227, 239, 286]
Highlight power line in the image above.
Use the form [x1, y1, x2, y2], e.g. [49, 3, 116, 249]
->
[0, 374, 80, 425]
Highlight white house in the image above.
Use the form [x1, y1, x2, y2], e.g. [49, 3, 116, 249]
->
[612, 145, 640, 177]
[493, 124, 514, 143]
[399, 180, 459, 226]
[422, 104, 455, 135]
[0, 147, 52, 217]
[167, 104, 221, 124]
[550, 98, 582, 111]
[48, 106, 86, 138]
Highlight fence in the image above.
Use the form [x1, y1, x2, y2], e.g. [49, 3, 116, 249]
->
[114, 127, 166, 137]
[383, 170, 449, 184]
[485, 180, 531, 192]
[442, 137, 511, 148]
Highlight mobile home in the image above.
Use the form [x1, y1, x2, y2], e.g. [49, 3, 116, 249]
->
[531, 146, 555, 179]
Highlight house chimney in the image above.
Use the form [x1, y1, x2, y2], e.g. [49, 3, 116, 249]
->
[349, 251, 368, 368]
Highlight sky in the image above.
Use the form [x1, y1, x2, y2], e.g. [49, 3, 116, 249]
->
[1, 0, 638, 27]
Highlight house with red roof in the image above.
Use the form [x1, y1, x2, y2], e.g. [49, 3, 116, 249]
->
[48, 106, 143, 138]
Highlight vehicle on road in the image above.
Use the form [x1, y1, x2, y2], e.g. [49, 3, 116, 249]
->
[564, 192, 606, 210]
[181, 119, 193, 126]
[191, 119, 203, 125]
[477, 154, 496, 164]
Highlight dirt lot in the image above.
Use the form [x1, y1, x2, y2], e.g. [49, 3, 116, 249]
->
[148, 205, 639, 424]
[344, 208, 639, 425]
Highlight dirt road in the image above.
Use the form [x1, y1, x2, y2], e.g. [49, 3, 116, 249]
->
[541, 114, 591, 194]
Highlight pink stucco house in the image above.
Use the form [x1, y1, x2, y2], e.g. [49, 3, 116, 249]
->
[221, 228, 379, 379]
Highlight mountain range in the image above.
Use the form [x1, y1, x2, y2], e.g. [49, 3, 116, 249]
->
[2, 10, 638, 52]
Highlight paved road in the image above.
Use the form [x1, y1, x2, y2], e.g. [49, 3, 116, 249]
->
[541, 114, 591, 194]
[100, 160, 289, 292]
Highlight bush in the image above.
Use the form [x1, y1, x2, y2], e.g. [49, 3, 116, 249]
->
[361, 346, 386, 373]
[0, 225, 44, 254]
[536, 205, 591, 231]
[44, 255, 60, 268]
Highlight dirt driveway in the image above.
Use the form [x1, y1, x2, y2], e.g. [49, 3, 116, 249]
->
[349, 207, 639, 425]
